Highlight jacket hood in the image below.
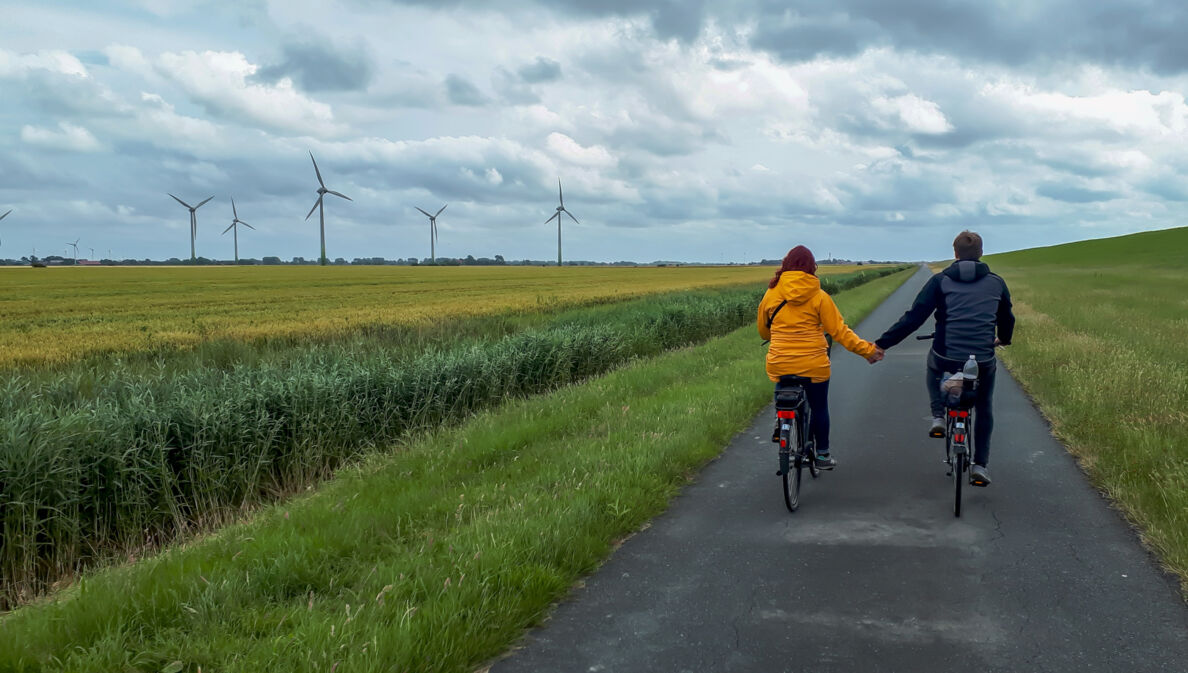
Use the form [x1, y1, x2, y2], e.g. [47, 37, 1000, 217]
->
[943, 260, 990, 283]
[774, 270, 821, 305]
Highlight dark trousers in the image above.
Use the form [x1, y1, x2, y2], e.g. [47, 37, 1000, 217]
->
[927, 351, 997, 466]
[774, 379, 831, 453]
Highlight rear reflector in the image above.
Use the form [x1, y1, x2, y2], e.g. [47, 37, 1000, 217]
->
[777, 410, 796, 419]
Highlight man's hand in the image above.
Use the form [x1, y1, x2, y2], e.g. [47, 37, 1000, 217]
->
[867, 347, 885, 364]
[993, 337, 1002, 347]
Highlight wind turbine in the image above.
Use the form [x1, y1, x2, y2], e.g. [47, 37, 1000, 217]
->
[67, 238, 79, 263]
[168, 194, 214, 261]
[0, 210, 10, 250]
[304, 152, 352, 266]
[223, 197, 255, 264]
[414, 204, 447, 263]
[544, 179, 578, 267]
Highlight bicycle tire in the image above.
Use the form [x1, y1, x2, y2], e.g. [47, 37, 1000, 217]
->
[782, 422, 801, 512]
[953, 450, 964, 518]
[803, 409, 820, 479]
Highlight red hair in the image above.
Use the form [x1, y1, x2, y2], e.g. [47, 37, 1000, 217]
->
[769, 245, 817, 288]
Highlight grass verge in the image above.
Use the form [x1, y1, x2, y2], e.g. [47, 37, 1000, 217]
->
[987, 227, 1188, 591]
[0, 268, 913, 672]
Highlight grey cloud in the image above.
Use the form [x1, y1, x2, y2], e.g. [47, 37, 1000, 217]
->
[747, 1, 1188, 74]
[835, 160, 958, 212]
[518, 57, 561, 83]
[258, 40, 374, 92]
[1036, 182, 1121, 203]
[445, 74, 490, 106]
[750, 11, 874, 62]
[493, 68, 540, 105]
[384, 0, 707, 41]
[1139, 176, 1188, 202]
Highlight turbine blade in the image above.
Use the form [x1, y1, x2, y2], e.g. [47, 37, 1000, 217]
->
[558, 178, 564, 207]
[231, 197, 238, 219]
[169, 193, 193, 209]
[415, 206, 432, 217]
[566, 210, 579, 224]
[222, 223, 235, 235]
[545, 212, 558, 224]
[306, 196, 323, 221]
[236, 218, 250, 227]
[327, 190, 352, 201]
[432, 220, 438, 241]
[435, 204, 447, 217]
[310, 151, 325, 188]
[0, 210, 11, 221]
[242, 222, 256, 230]
[195, 196, 214, 209]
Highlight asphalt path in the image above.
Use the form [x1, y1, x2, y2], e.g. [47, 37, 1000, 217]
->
[491, 265, 1188, 673]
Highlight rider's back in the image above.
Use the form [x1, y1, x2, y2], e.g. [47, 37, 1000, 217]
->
[875, 260, 1014, 361]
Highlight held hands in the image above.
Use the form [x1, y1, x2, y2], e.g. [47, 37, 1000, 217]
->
[866, 346, 885, 364]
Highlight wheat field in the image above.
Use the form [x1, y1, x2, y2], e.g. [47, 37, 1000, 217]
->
[0, 264, 869, 368]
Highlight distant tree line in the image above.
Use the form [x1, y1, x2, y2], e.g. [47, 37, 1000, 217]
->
[0, 255, 758, 267]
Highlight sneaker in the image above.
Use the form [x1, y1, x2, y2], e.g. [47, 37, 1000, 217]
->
[814, 453, 837, 470]
[970, 463, 991, 487]
[929, 416, 946, 438]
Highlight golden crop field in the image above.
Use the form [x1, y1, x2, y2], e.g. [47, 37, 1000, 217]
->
[0, 264, 874, 368]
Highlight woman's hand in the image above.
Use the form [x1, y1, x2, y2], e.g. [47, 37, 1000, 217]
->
[866, 347, 885, 364]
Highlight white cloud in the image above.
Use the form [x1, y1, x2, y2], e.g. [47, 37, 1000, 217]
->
[155, 50, 344, 136]
[134, 91, 223, 150]
[104, 44, 153, 78]
[546, 132, 616, 167]
[982, 82, 1188, 138]
[872, 94, 953, 135]
[20, 122, 103, 152]
[0, 49, 88, 78]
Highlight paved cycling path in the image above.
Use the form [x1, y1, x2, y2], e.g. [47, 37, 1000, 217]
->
[491, 265, 1188, 673]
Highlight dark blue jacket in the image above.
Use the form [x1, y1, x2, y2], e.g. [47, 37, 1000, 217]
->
[875, 261, 1015, 362]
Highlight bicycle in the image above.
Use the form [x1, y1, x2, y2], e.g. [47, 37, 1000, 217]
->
[773, 375, 820, 512]
[916, 334, 978, 517]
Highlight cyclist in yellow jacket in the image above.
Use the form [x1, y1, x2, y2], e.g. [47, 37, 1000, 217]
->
[758, 246, 883, 468]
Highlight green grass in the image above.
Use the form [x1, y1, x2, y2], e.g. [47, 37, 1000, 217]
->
[986, 226, 1188, 590]
[0, 267, 914, 672]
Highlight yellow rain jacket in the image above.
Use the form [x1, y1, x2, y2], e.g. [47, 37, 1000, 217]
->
[757, 271, 877, 383]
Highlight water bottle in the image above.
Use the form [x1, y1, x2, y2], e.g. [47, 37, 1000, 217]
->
[963, 354, 979, 380]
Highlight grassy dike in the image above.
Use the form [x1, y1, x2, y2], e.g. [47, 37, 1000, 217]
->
[0, 268, 915, 673]
[987, 227, 1188, 591]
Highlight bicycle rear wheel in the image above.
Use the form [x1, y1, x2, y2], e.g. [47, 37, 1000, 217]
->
[953, 450, 965, 518]
[782, 424, 803, 512]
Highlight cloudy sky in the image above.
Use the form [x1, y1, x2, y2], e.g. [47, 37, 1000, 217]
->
[3, 0, 1188, 263]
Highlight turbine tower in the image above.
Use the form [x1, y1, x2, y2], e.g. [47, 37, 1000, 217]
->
[414, 204, 447, 263]
[305, 152, 352, 266]
[544, 179, 578, 267]
[223, 197, 256, 264]
[169, 194, 214, 261]
[0, 210, 10, 251]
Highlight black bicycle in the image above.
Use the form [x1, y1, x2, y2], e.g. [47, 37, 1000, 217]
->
[773, 375, 820, 512]
[917, 334, 978, 517]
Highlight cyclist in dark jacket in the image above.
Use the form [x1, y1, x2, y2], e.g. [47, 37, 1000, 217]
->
[874, 231, 1015, 486]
